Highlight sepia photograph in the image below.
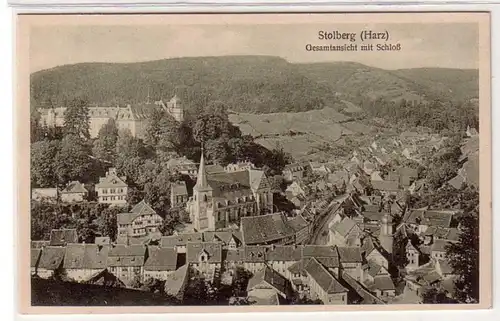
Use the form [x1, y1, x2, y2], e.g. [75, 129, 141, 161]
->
[17, 13, 491, 313]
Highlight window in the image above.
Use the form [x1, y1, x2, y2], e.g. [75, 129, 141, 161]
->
[103, 189, 108, 194]
[111, 196, 115, 201]
[119, 188, 123, 193]
[111, 188, 116, 193]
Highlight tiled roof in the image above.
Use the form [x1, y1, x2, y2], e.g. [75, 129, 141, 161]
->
[107, 245, 146, 267]
[371, 180, 400, 192]
[31, 248, 42, 268]
[186, 242, 223, 264]
[362, 211, 386, 223]
[171, 181, 188, 196]
[224, 249, 245, 262]
[340, 271, 385, 304]
[365, 260, 383, 278]
[371, 275, 395, 291]
[130, 200, 157, 215]
[302, 245, 338, 258]
[431, 239, 450, 253]
[361, 237, 376, 256]
[160, 233, 203, 247]
[266, 245, 302, 262]
[63, 243, 109, 269]
[164, 264, 190, 298]
[144, 247, 178, 271]
[404, 209, 455, 228]
[244, 246, 268, 262]
[331, 218, 357, 237]
[205, 164, 225, 174]
[61, 181, 88, 194]
[241, 213, 295, 245]
[202, 231, 241, 245]
[32, 188, 58, 200]
[304, 258, 347, 294]
[247, 266, 290, 296]
[95, 237, 111, 245]
[337, 246, 363, 263]
[38, 246, 65, 270]
[31, 240, 50, 249]
[287, 214, 309, 232]
[96, 171, 127, 189]
[49, 229, 78, 246]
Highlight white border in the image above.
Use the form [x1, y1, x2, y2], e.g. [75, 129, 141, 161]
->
[2, 1, 498, 321]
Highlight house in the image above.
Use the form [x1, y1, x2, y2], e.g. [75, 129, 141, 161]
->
[95, 168, 128, 206]
[167, 156, 198, 177]
[340, 271, 385, 304]
[164, 264, 190, 301]
[302, 245, 341, 276]
[202, 231, 242, 249]
[285, 181, 307, 199]
[303, 257, 348, 304]
[107, 244, 147, 286]
[266, 245, 302, 277]
[244, 246, 269, 274]
[283, 163, 307, 182]
[36, 246, 66, 278]
[60, 181, 88, 203]
[143, 246, 178, 281]
[309, 162, 329, 175]
[117, 200, 163, 240]
[186, 153, 272, 231]
[328, 217, 362, 247]
[170, 181, 189, 207]
[63, 243, 109, 282]
[366, 275, 396, 298]
[49, 229, 78, 246]
[224, 248, 245, 271]
[402, 209, 456, 234]
[287, 214, 310, 245]
[338, 246, 363, 281]
[363, 161, 376, 176]
[225, 161, 255, 173]
[31, 248, 42, 275]
[405, 240, 422, 270]
[83, 269, 126, 288]
[160, 233, 203, 253]
[31, 188, 58, 203]
[241, 213, 296, 246]
[362, 260, 390, 284]
[371, 180, 400, 195]
[186, 242, 223, 281]
[430, 239, 450, 260]
[94, 236, 111, 246]
[247, 266, 292, 302]
[361, 237, 389, 269]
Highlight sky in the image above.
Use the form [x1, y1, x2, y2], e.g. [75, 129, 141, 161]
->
[29, 23, 479, 73]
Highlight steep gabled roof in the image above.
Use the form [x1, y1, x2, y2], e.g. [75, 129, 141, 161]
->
[186, 242, 222, 264]
[241, 213, 295, 245]
[304, 257, 347, 294]
[337, 246, 363, 263]
[31, 248, 42, 268]
[247, 266, 290, 296]
[49, 229, 78, 246]
[144, 247, 178, 271]
[61, 181, 88, 194]
[130, 200, 157, 215]
[38, 246, 65, 270]
[161, 233, 203, 247]
[63, 243, 109, 270]
[96, 170, 127, 189]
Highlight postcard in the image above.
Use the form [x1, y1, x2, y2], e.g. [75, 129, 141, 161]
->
[16, 12, 491, 313]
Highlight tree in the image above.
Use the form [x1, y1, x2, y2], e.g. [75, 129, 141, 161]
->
[92, 118, 119, 163]
[232, 267, 252, 297]
[96, 207, 119, 241]
[446, 207, 479, 303]
[76, 217, 97, 243]
[31, 139, 60, 188]
[63, 98, 90, 140]
[30, 200, 76, 240]
[54, 134, 93, 184]
[144, 109, 180, 154]
[422, 287, 456, 304]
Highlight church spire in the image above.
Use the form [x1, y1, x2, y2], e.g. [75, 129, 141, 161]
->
[194, 151, 211, 191]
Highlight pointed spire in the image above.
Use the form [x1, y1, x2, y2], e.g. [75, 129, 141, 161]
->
[194, 151, 211, 191]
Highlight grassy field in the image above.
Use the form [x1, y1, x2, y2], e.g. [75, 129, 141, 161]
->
[230, 107, 377, 160]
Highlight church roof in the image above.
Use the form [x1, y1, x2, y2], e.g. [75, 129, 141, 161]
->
[241, 213, 295, 245]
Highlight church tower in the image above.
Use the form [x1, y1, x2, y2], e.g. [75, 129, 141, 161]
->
[379, 212, 394, 254]
[192, 153, 213, 231]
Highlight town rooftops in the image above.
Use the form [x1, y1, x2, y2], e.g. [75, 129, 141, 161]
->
[61, 181, 88, 194]
[202, 231, 242, 245]
[403, 209, 456, 228]
[118, 200, 158, 225]
[340, 271, 385, 304]
[144, 247, 178, 271]
[244, 245, 268, 262]
[63, 243, 109, 270]
[164, 264, 190, 298]
[247, 266, 290, 296]
[49, 229, 78, 246]
[287, 214, 309, 233]
[284, 162, 307, 173]
[94, 236, 111, 246]
[371, 180, 400, 192]
[224, 249, 245, 262]
[431, 240, 450, 253]
[38, 246, 66, 270]
[161, 233, 203, 247]
[337, 246, 363, 263]
[304, 257, 347, 294]
[241, 213, 295, 245]
[266, 245, 302, 262]
[365, 260, 384, 278]
[31, 188, 58, 201]
[369, 275, 396, 291]
[331, 218, 357, 237]
[186, 242, 223, 264]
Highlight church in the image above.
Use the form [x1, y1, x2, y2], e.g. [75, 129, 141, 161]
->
[186, 153, 273, 232]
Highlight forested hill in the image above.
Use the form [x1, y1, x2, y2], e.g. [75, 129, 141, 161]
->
[31, 56, 479, 114]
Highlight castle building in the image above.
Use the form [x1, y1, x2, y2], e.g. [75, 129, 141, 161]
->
[186, 153, 273, 232]
[37, 95, 184, 139]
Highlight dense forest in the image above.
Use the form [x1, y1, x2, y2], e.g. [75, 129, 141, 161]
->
[30, 56, 479, 116]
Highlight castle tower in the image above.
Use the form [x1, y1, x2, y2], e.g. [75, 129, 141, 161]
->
[192, 153, 213, 231]
[379, 213, 394, 254]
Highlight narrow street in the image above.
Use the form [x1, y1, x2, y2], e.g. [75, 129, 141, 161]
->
[308, 194, 349, 245]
